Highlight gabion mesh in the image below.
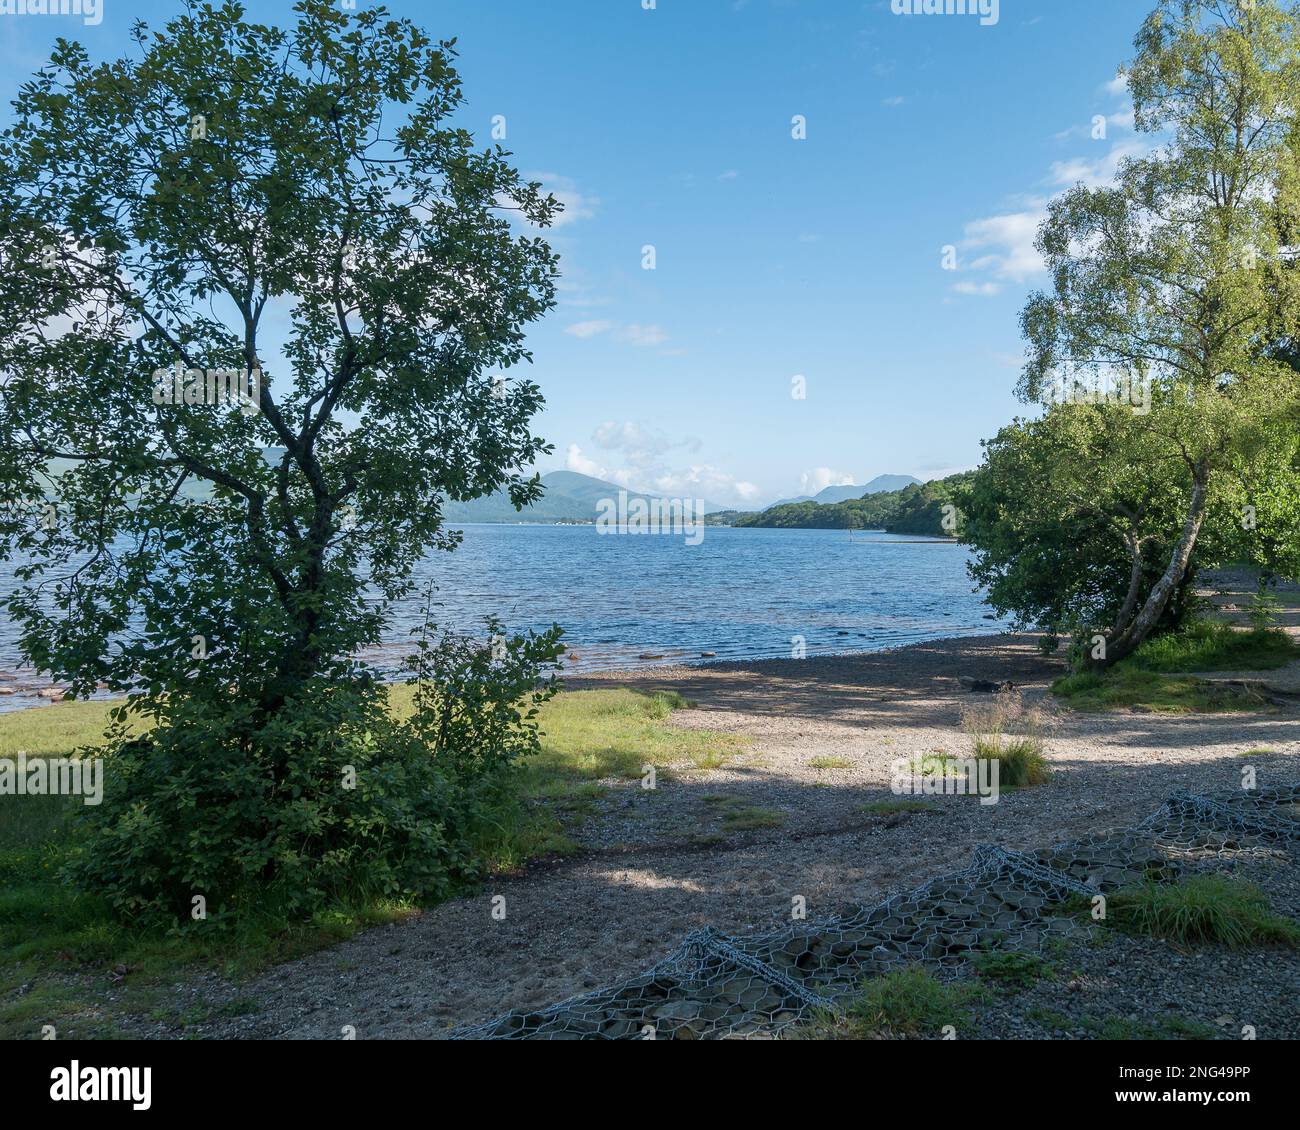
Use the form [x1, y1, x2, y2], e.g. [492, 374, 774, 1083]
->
[451, 784, 1300, 1040]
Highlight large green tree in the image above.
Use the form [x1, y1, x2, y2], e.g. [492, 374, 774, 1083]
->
[961, 403, 1192, 652]
[1016, 0, 1300, 665]
[0, 0, 559, 715]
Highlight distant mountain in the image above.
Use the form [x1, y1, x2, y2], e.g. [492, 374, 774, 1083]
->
[861, 474, 922, 494]
[441, 470, 725, 525]
[810, 484, 871, 505]
[772, 474, 922, 508]
[41, 457, 727, 522]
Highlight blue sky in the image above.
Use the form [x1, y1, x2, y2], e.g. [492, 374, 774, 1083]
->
[0, 0, 1152, 508]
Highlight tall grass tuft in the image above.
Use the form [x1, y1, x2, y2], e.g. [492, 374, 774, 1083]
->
[961, 695, 1050, 788]
[1105, 876, 1300, 949]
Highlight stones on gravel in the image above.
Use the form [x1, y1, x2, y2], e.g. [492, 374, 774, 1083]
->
[449, 783, 1300, 1039]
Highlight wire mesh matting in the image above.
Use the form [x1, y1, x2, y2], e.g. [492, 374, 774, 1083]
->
[450, 784, 1300, 1039]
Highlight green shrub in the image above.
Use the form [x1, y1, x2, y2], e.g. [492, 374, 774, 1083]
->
[1247, 586, 1282, 632]
[68, 621, 563, 927]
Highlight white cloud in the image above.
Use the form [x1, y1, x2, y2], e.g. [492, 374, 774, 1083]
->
[1054, 108, 1136, 142]
[564, 319, 615, 339]
[960, 210, 1046, 283]
[952, 70, 1154, 298]
[991, 350, 1029, 369]
[563, 321, 668, 348]
[882, 96, 906, 107]
[565, 443, 607, 478]
[799, 468, 855, 495]
[620, 324, 667, 348]
[1048, 138, 1148, 189]
[593, 420, 698, 458]
[653, 466, 761, 506]
[567, 423, 757, 507]
[953, 280, 1001, 297]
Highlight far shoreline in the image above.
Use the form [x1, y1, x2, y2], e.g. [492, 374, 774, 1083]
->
[0, 624, 1021, 717]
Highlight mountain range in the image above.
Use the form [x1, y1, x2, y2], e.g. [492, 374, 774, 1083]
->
[440, 470, 726, 524]
[442, 471, 924, 524]
[48, 455, 923, 526]
[771, 474, 922, 508]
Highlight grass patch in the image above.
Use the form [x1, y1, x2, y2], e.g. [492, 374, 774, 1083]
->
[701, 794, 785, 834]
[1084, 1013, 1218, 1041]
[801, 967, 985, 1039]
[720, 807, 784, 833]
[808, 756, 853, 770]
[1126, 622, 1297, 674]
[961, 699, 1051, 788]
[1052, 622, 1296, 714]
[860, 799, 932, 816]
[0, 698, 140, 758]
[1028, 1005, 1214, 1040]
[911, 751, 956, 778]
[1052, 668, 1272, 714]
[1102, 876, 1300, 949]
[972, 950, 1054, 990]
[971, 734, 1050, 787]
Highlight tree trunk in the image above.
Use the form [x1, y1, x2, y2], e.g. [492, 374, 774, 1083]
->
[1111, 534, 1146, 635]
[1101, 463, 1210, 667]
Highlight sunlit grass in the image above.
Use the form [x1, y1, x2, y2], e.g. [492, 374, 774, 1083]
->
[0, 698, 129, 757]
[1052, 622, 1296, 714]
[1053, 667, 1272, 713]
[1125, 622, 1297, 673]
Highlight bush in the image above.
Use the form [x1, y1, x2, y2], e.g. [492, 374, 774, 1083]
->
[68, 622, 563, 927]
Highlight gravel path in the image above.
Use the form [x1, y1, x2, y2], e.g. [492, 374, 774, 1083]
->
[102, 620, 1298, 1040]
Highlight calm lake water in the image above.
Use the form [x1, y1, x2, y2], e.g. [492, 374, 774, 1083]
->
[0, 524, 1004, 712]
